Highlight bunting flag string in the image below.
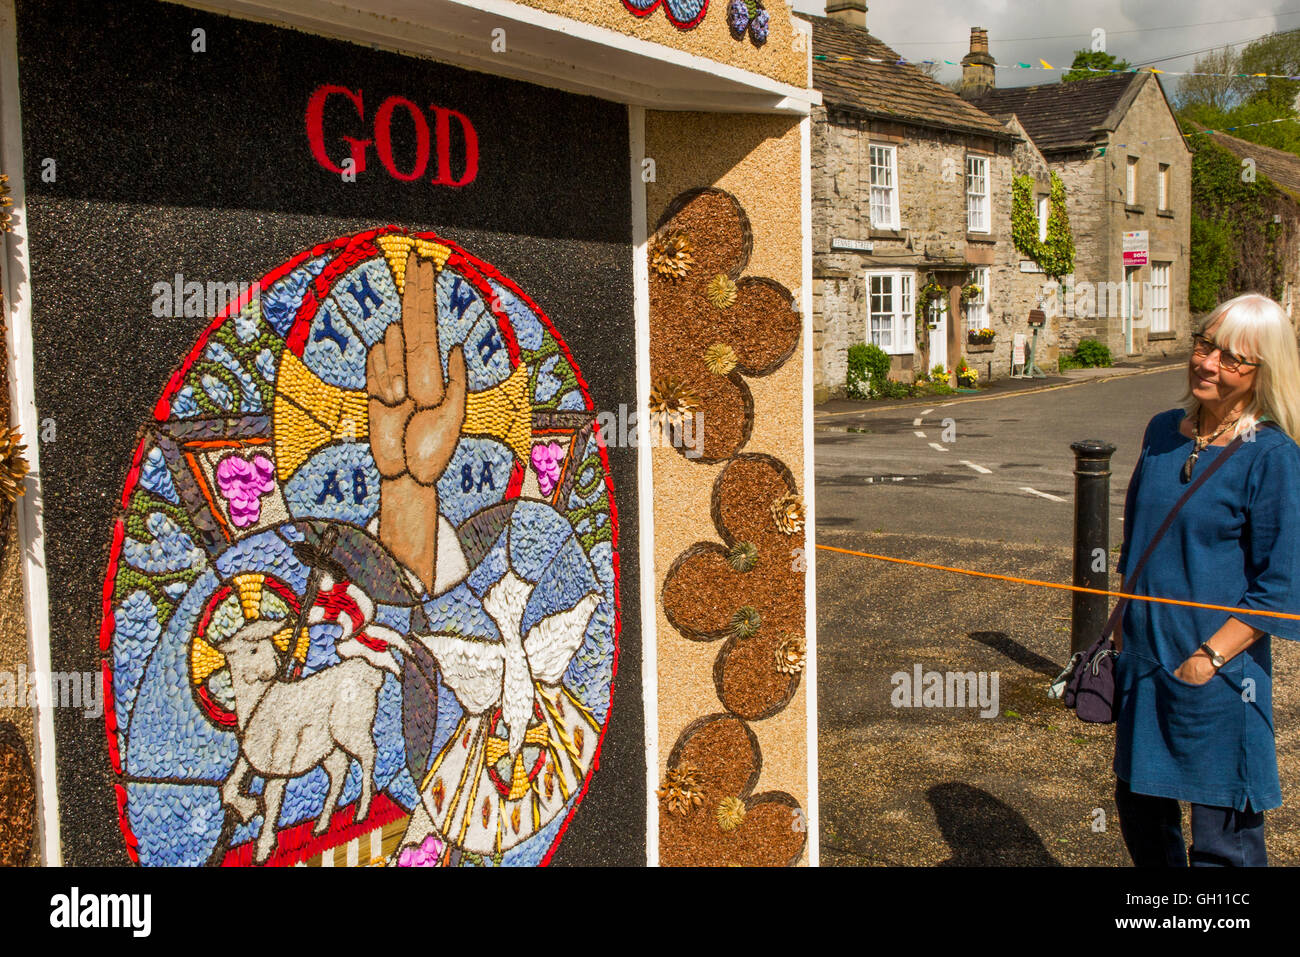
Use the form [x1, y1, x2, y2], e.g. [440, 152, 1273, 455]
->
[1098, 116, 1300, 155]
[813, 53, 1300, 82]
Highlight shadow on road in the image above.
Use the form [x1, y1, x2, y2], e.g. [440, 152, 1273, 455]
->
[968, 630, 1064, 677]
[929, 782, 1061, 866]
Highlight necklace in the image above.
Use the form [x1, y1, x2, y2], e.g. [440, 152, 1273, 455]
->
[1182, 407, 1241, 482]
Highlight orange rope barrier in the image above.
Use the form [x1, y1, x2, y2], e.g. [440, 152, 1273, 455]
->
[814, 543, 1300, 622]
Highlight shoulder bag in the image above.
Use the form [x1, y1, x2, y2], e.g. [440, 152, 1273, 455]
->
[1049, 427, 1255, 722]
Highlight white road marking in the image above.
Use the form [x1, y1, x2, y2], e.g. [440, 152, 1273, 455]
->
[912, 417, 923, 426]
[1020, 486, 1066, 502]
[928, 442, 948, 453]
[921, 408, 935, 416]
[960, 460, 992, 474]
[914, 430, 926, 438]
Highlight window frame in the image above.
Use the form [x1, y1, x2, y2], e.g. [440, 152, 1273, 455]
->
[1126, 155, 1139, 205]
[1036, 194, 1049, 243]
[966, 154, 990, 233]
[1150, 262, 1171, 333]
[965, 266, 990, 334]
[864, 268, 915, 356]
[869, 144, 900, 231]
[1158, 163, 1170, 211]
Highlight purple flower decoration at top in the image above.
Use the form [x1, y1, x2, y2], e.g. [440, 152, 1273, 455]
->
[530, 441, 565, 498]
[397, 833, 446, 867]
[727, 0, 768, 46]
[215, 452, 275, 528]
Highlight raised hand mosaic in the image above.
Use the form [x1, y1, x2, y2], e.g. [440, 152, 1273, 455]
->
[101, 228, 621, 867]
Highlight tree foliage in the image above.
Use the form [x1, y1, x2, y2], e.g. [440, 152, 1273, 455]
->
[1175, 32, 1300, 157]
[1182, 118, 1299, 310]
[1061, 50, 1132, 83]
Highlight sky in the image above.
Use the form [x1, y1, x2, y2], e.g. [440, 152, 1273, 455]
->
[790, 0, 1300, 97]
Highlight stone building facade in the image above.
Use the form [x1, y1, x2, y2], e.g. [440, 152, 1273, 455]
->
[967, 52, 1193, 361]
[804, 10, 1047, 400]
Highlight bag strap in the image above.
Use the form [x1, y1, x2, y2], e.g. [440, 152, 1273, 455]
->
[1101, 425, 1260, 639]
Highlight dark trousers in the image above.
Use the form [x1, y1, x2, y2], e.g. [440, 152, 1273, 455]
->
[1114, 777, 1267, 867]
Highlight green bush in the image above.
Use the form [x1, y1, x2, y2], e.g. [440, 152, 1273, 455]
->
[846, 343, 894, 399]
[876, 378, 915, 399]
[1189, 214, 1234, 313]
[1072, 339, 1113, 368]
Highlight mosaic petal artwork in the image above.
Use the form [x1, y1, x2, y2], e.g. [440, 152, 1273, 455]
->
[622, 0, 709, 30]
[100, 227, 621, 867]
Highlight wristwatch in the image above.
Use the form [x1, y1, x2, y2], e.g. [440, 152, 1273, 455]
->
[1199, 642, 1226, 669]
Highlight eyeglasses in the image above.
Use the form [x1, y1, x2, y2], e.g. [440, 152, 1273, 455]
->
[1191, 333, 1261, 373]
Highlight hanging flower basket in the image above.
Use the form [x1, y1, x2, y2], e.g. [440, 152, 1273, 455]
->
[916, 279, 946, 317]
[961, 282, 982, 304]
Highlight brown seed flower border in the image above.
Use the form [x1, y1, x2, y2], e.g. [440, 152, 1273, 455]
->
[651, 184, 806, 865]
[659, 713, 805, 867]
[648, 187, 800, 464]
[657, 451, 805, 862]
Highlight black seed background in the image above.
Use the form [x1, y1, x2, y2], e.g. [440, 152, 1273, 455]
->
[16, 0, 642, 866]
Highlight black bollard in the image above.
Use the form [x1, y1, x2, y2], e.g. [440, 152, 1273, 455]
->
[1071, 439, 1116, 654]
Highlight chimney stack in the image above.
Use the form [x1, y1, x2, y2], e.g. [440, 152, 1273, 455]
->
[960, 27, 995, 99]
[825, 0, 867, 30]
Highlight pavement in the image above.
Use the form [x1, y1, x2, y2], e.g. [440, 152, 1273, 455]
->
[815, 353, 1184, 419]
[813, 358, 1300, 866]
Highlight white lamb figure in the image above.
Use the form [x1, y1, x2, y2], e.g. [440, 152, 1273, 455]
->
[217, 616, 385, 864]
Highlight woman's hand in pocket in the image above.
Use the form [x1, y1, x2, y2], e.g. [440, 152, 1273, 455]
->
[1173, 652, 1217, 686]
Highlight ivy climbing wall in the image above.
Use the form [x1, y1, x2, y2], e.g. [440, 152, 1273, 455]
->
[16, 0, 642, 867]
[645, 111, 810, 865]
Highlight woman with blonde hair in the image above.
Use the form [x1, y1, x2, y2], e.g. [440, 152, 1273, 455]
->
[1114, 292, 1300, 866]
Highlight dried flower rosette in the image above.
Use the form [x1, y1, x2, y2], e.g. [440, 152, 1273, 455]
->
[648, 377, 699, 431]
[649, 229, 694, 281]
[730, 605, 761, 639]
[0, 428, 30, 503]
[726, 541, 758, 572]
[716, 796, 747, 832]
[703, 343, 739, 376]
[0, 174, 13, 235]
[770, 493, 804, 535]
[775, 635, 806, 675]
[658, 763, 705, 816]
[707, 274, 737, 310]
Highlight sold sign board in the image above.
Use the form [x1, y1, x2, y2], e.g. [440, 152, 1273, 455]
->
[306, 85, 479, 186]
[1122, 230, 1148, 267]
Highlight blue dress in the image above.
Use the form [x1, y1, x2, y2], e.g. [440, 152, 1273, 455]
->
[1114, 408, 1300, 811]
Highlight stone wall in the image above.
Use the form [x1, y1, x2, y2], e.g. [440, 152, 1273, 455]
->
[812, 106, 1036, 397]
[1047, 76, 1193, 362]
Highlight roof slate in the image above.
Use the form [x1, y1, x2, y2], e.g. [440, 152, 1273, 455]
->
[1187, 122, 1300, 201]
[797, 13, 1012, 139]
[966, 73, 1145, 153]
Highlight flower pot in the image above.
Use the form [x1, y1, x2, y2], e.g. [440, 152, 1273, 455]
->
[966, 342, 995, 354]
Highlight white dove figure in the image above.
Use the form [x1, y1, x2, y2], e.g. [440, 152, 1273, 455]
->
[417, 571, 602, 757]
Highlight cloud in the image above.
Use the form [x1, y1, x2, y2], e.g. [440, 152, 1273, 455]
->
[790, 0, 1296, 89]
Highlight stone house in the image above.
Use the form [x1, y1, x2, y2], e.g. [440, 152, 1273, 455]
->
[964, 42, 1194, 361]
[802, 6, 1046, 400]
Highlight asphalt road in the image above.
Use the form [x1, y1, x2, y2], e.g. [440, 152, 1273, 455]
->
[808, 365, 1300, 867]
[814, 367, 1189, 548]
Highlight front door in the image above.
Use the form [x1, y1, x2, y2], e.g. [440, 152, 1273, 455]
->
[928, 299, 948, 373]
